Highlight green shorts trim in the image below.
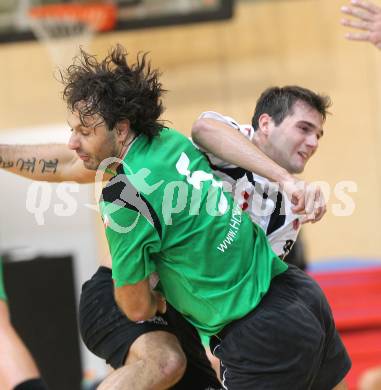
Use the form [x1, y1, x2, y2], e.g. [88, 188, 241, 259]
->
[0, 258, 7, 302]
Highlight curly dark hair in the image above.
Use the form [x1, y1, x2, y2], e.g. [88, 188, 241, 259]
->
[61, 44, 166, 140]
[251, 86, 331, 130]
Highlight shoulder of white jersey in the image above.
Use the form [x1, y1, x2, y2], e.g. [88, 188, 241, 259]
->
[196, 111, 246, 169]
[198, 111, 254, 141]
[198, 111, 239, 128]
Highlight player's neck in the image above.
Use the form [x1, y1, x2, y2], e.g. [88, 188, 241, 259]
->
[252, 134, 264, 152]
[118, 130, 137, 161]
[106, 131, 138, 175]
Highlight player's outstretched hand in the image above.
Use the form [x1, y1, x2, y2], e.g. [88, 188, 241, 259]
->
[341, 0, 381, 49]
[282, 179, 327, 224]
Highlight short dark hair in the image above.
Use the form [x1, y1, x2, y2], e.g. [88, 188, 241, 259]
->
[251, 86, 331, 130]
[61, 44, 166, 140]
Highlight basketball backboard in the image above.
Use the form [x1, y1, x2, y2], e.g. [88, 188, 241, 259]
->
[0, 0, 234, 44]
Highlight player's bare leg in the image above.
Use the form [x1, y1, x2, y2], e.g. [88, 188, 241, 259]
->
[97, 330, 186, 390]
[205, 346, 220, 381]
[358, 366, 381, 390]
[0, 300, 42, 390]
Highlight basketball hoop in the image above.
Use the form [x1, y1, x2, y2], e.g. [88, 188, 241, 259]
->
[28, 3, 117, 68]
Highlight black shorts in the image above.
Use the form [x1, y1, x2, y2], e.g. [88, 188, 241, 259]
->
[210, 265, 351, 390]
[79, 266, 221, 390]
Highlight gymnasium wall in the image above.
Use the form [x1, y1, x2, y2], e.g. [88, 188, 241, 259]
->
[1, 0, 380, 262]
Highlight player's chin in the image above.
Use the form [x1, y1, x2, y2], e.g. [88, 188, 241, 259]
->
[292, 153, 309, 174]
[82, 159, 98, 171]
[291, 162, 305, 174]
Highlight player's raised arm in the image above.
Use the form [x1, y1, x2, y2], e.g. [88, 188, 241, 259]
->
[341, 0, 381, 49]
[0, 144, 95, 183]
[192, 117, 293, 184]
[191, 116, 326, 222]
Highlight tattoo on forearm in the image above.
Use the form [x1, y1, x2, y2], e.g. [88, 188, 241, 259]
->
[0, 156, 14, 169]
[17, 158, 36, 173]
[0, 155, 59, 174]
[39, 158, 58, 174]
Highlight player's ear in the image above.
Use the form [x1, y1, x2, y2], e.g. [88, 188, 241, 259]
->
[258, 113, 272, 137]
[115, 120, 130, 145]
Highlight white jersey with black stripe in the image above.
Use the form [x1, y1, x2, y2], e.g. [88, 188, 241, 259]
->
[198, 111, 301, 258]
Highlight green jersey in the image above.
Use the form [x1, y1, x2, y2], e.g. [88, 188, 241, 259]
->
[100, 128, 287, 336]
[0, 258, 7, 302]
